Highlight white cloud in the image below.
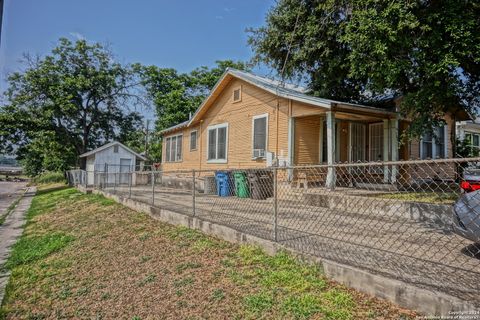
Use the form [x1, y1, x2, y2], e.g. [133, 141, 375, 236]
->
[224, 7, 235, 12]
[215, 15, 224, 20]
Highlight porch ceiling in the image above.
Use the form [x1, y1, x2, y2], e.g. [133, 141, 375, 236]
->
[334, 112, 387, 122]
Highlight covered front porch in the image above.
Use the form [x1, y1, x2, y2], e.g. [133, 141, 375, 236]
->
[287, 104, 404, 189]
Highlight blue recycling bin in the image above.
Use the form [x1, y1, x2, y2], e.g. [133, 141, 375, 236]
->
[215, 171, 232, 197]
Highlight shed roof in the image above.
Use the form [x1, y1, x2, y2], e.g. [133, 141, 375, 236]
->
[79, 141, 147, 161]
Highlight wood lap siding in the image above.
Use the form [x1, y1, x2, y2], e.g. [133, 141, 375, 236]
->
[294, 116, 320, 165]
[161, 79, 290, 171]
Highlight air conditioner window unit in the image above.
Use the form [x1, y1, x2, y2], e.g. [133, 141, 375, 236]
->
[253, 149, 266, 158]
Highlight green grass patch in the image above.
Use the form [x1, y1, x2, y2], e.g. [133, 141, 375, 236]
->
[376, 192, 458, 204]
[228, 246, 356, 319]
[5, 233, 74, 269]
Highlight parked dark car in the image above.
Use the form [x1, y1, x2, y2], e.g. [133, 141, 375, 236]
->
[453, 190, 480, 243]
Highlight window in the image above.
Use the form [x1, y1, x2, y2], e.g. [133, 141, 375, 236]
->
[233, 87, 241, 103]
[164, 134, 183, 162]
[464, 132, 480, 154]
[207, 123, 228, 163]
[113, 145, 119, 153]
[252, 114, 268, 158]
[421, 126, 446, 159]
[190, 130, 198, 151]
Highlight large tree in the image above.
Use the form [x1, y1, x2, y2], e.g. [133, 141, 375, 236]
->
[248, 0, 480, 141]
[0, 38, 143, 174]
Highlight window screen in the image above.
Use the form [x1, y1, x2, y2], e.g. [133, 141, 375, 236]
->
[190, 131, 197, 150]
[253, 116, 267, 157]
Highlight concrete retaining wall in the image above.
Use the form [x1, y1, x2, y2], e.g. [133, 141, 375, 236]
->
[303, 193, 452, 229]
[87, 188, 476, 316]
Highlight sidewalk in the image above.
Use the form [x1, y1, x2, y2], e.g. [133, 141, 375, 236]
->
[0, 186, 36, 304]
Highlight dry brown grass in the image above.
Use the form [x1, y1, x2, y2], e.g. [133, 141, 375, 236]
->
[1, 188, 416, 319]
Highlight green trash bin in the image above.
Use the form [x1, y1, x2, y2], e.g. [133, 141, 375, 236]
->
[233, 171, 249, 198]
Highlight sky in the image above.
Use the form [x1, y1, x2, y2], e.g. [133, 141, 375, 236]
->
[0, 0, 275, 117]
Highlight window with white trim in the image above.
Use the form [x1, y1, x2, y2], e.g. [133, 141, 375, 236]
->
[465, 133, 480, 149]
[421, 126, 446, 159]
[252, 114, 268, 158]
[464, 132, 480, 155]
[164, 134, 183, 162]
[190, 130, 198, 151]
[207, 123, 228, 163]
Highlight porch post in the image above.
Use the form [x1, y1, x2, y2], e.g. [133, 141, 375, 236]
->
[287, 117, 294, 181]
[383, 119, 390, 183]
[390, 118, 399, 183]
[326, 111, 336, 189]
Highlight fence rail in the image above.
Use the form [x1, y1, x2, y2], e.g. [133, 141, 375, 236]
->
[67, 158, 480, 306]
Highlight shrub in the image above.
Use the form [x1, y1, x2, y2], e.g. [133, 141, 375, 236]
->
[33, 171, 66, 184]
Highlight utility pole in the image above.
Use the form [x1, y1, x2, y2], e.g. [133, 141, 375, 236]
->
[144, 119, 150, 159]
[0, 0, 4, 49]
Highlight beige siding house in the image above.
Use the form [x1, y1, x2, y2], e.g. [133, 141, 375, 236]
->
[160, 69, 470, 185]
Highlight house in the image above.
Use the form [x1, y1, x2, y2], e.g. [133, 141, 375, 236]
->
[457, 120, 480, 154]
[160, 68, 471, 187]
[79, 141, 147, 186]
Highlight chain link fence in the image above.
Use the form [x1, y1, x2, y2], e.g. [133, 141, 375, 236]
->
[68, 158, 480, 305]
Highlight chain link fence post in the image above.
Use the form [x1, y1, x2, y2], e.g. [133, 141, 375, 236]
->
[151, 171, 155, 206]
[129, 171, 132, 198]
[113, 172, 116, 194]
[192, 169, 196, 216]
[273, 166, 278, 242]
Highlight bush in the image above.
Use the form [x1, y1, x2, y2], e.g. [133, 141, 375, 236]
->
[33, 171, 66, 184]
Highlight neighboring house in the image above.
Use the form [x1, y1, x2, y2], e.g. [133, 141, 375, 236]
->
[160, 68, 470, 186]
[457, 120, 480, 154]
[80, 141, 147, 186]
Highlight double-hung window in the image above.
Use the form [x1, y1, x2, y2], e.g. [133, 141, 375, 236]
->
[252, 113, 268, 158]
[207, 123, 228, 163]
[164, 134, 183, 162]
[420, 126, 446, 159]
[190, 130, 198, 151]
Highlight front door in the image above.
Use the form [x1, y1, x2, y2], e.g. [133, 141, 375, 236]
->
[369, 123, 384, 162]
[349, 123, 366, 162]
[119, 158, 131, 185]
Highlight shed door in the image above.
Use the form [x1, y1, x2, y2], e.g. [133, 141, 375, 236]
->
[119, 158, 131, 185]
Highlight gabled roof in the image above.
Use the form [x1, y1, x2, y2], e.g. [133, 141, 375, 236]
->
[160, 120, 189, 134]
[161, 68, 398, 134]
[79, 141, 147, 161]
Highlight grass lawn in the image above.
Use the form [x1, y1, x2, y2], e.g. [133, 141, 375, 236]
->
[0, 187, 415, 319]
[376, 192, 458, 204]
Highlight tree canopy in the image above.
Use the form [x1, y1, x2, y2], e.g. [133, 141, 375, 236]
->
[0, 38, 143, 175]
[248, 0, 480, 138]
